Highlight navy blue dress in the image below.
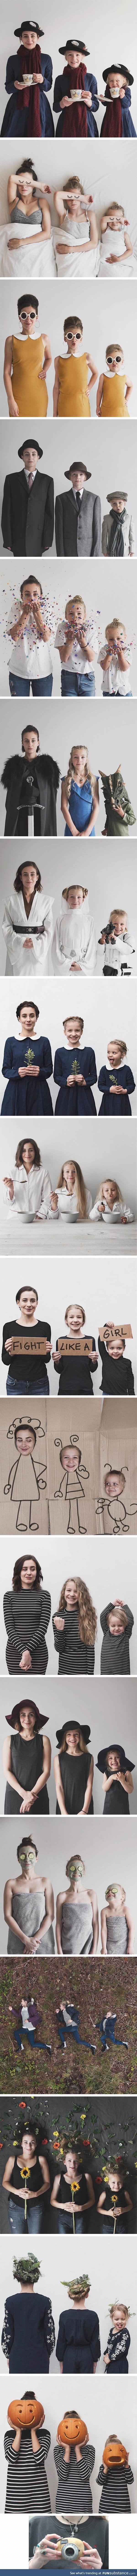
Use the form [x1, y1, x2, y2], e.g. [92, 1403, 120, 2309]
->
[53, 70, 99, 135]
[1, 1035, 53, 1116]
[1, 53, 54, 136]
[100, 84, 136, 136]
[2, 2291, 55, 2372]
[98, 1062, 135, 1116]
[54, 1044, 97, 1116]
[56, 2305, 100, 2371]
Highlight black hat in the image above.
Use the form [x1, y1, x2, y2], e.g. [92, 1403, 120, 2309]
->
[107, 491, 128, 503]
[56, 1719, 91, 1747]
[103, 60, 133, 82]
[15, 20, 44, 33]
[65, 461, 91, 478]
[18, 438, 43, 458]
[96, 1742, 134, 1773]
[59, 36, 89, 52]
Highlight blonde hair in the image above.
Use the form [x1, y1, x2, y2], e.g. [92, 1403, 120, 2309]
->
[109, 908, 128, 930]
[106, 342, 124, 359]
[63, 1015, 84, 1031]
[97, 1178, 123, 1205]
[62, 884, 88, 903]
[105, 619, 126, 639]
[65, 1303, 85, 1324]
[63, 748, 97, 798]
[109, 2302, 130, 2321]
[57, 1160, 87, 1220]
[104, 200, 124, 216]
[58, 1579, 97, 1647]
[106, 1605, 127, 1631]
[65, 595, 86, 616]
[64, 174, 84, 193]
[108, 1040, 126, 1057]
[59, 1723, 87, 1750]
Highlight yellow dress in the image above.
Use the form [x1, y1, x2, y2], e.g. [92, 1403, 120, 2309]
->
[11, 334, 48, 417]
[57, 351, 90, 417]
[100, 372, 128, 418]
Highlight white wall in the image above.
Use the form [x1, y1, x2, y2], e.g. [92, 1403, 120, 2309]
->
[0, 1248, 136, 1396]
[0, 1107, 136, 1257]
[0, 0, 137, 133]
[0, 2227, 137, 2372]
[0, 279, 137, 418]
[0, 1528, 137, 1670]
[0, 553, 137, 696]
[1, 1808, 137, 1954]
[0, 694, 137, 837]
[0, 974, 136, 1113]
[0, 1672, 137, 1814]
[0, 839, 136, 979]
[0, 2363, 137, 2513]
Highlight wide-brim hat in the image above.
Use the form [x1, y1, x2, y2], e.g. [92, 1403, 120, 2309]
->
[107, 491, 128, 503]
[56, 1719, 91, 1747]
[59, 38, 89, 52]
[97, 1741, 134, 1773]
[65, 462, 91, 478]
[15, 20, 44, 32]
[18, 439, 43, 458]
[103, 60, 133, 81]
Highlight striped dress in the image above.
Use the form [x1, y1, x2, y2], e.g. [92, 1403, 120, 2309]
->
[4, 2428, 51, 2514]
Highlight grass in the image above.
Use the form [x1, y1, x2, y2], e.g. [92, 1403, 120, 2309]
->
[0, 1958, 137, 2095]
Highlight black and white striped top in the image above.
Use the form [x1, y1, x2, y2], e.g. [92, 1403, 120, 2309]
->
[4, 2428, 51, 2515]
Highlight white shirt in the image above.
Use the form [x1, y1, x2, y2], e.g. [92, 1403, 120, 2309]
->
[24, 467, 37, 483]
[56, 1185, 92, 1221]
[99, 931, 134, 974]
[2, 886, 53, 977]
[90, 1196, 133, 1225]
[7, 604, 53, 678]
[4, 1163, 54, 1222]
[51, 893, 97, 977]
[55, 617, 98, 673]
[98, 645, 132, 696]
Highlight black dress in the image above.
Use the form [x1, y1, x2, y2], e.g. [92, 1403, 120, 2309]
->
[98, 1336, 134, 1395]
[1, 1037, 53, 1119]
[56, 1748, 93, 1814]
[56, 2306, 100, 2371]
[4, 1731, 50, 1814]
[103, 1776, 130, 1816]
[54, 1046, 97, 1118]
[2, 2290, 55, 2372]
[54, 1340, 97, 1397]
[100, 1603, 133, 1675]
[53, 1605, 95, 1675]
[95, 2181, 131, 2233]
[104, 2324, 130, 2373]
[3, 1587, 51, 1673]
[97, 2459, 133, 2514]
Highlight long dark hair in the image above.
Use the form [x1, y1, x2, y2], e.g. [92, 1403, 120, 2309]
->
[14, 863, 42, 891]
[5, 1700, 42, 1732]
[12, 1556, 42, 1590]
[15, 1138, 40, 1169]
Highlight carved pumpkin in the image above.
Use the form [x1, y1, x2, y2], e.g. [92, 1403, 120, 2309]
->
[8, 2398, 43, 2429]
[103, 2438, 127, 2468]
[57, 2416, 87, 2447]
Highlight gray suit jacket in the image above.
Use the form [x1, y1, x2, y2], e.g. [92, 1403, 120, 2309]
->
[55, 486, 101, 557]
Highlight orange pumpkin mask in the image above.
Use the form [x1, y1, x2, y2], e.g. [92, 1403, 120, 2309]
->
[103, 2439, 127, 2468]
[57, 2417, 87, 2447]
[8, 2398, 44, 2429]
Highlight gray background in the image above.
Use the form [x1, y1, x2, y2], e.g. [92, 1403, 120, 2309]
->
[0, 2228, 137, 2373]
[0, 417, 137, 560]
[0, 974, 136, 1112]
[0, 839, 136, 980]
[0, 1672, 137, 1813]
[0, 280, 137, 417]
[0, 1528, 137, 1669]
[1, 1808, 137, 1953]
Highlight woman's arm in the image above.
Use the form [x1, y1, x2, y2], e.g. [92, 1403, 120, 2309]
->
[82, 1757, 94, 1813]
[20, 1736, 51, 1813]
[7, 175, 18, 207]
[61, 783, 78, 834]
[100, 1906, 108, 1953]
[53, 1754, 67, 1814]
[55, 1891, 64, 1953]
[96, 374, 104, 416]
[4, 337, 18, 419]
[3, 2155, 15, 2190]
[53, 358, 60, 417]
[3, 1737, 23, 1798]
[50, 2174, 60, 2204]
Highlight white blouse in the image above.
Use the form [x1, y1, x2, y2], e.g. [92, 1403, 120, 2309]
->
[56, 1185, 92, 1222]
[4, 1163, 53, 1221]
[90, 1197, 133, 1225]
[2, 887, 53, 977]
[51, 894, 97, 977]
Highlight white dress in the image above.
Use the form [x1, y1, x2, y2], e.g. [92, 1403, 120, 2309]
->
[56, 1185, 92, 1222]
[54, 213, 98, 277]
[51, 893, 97, 976]
[4, 1163, 53, 1222]
[99, 224, 134, 278]
[2, 887, 53, 977]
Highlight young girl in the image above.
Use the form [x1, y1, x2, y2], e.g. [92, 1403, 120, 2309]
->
[98, 621, 132, 695]
[96, 346, 132, 418]
[53, 179, 98, 275]
[50, 1160, 92, 1224]
[53, 1308, 98, 1399]
[52, 884, 97, 976]
[101, 1883, 134, 1957]
[99, 203, 133, 274]
[98, 1039, 135, 1115]
[103, 2304, 131, 2374]
[52, 1575, 97, 1675]
[100, 768, 135, 835]
[100, 1599, 134, 1675]
[97, 1740, 134, 1812]
[53, 318, 98, 418]
[100, 62, 136, 138]
[55, 595, 98, 696]
[98, 908, 135, 975]
[53, 40, 99, 138]
[90, 1179, 134, 1223]
[61, 746, 99, 836]
[54, 1015, 97, 1116]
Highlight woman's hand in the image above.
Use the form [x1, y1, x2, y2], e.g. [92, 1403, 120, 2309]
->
[19, 1650, 32, 1670]
[9, 398, 19, 417]
[3, 1177, 14, 1198]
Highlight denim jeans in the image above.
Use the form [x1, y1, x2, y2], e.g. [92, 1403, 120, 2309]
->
[9, 673, 53, 697]
[58, 2025, 95, 2052]
[58, 2212, 84, 2233]
[61, 670, 95, 697]
[14, 2026, 51, 2052]
[8, 2193, 44, 2233]
[7, 1372, 50, 1394]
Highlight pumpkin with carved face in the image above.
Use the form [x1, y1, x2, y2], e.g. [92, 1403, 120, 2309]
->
[8, 2397, 44, 2429]
[103, 2438, 127, 2469]
[57, 2416, 87, 2448]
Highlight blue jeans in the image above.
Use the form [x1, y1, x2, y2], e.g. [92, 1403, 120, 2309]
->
[61, 670, 95, 696]
[9, 673, 53, 697]
[7, 1371, 49, 1394]
[8, 2193, 44, 2233]
[14, 2026, 51, 2052]
[58, 2024, 95, 2052]
[100, 2032, 125, 2052]
[58, 2212, 84, 2233]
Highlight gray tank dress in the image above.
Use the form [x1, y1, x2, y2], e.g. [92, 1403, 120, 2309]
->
[7, 1889, 55, 1955]
[61, 1898, 93, 1955]
[106, 1912, 128, 1956]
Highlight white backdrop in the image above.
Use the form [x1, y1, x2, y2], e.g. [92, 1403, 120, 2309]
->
[0, 695, 137, 837]
[0, 553, 137, 696]
[0, 280, 137, 418]
[0, 1528, 137, 1670]
[1, 1808, 137, 1953]
[0, 2228, 136, 2372]
[0, 1672, 137, 1813]
[0, 840, 136, 980]
[0, 2364, 137, 2514]
[0, 0, 137, 133]
[0, 1248, 136, 1395]
[0, 417, 137, 560]
[0, 137, 137, 267]
[0, 974, 136, 1113]
[0, 1112, 136, 1259]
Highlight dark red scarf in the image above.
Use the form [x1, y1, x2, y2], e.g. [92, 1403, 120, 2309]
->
[16, 43, 42, 132]
[62, 62, 87, 134]
[101, 84, 122, 134]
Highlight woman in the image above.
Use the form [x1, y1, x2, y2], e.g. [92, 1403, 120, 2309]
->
[56, 1856, 98, 1956]
[100, 766, 135, 835]
[54, 2420, 95, 2515]
[1, 724, 60, 838]
[61, 748, 99, 837]
[2, 2117, 51, 2234]
[103, 2302, 130, 2374]
[97, 1742, 134, 1816]
[53, 1576, 97, 1674]
[100, 1599, 134, 1675]
[52, 883, 97, 977]
[53, 317, 97, 419]
[54, 1719, 94, 1815]
[3, 1700, 51, 1815]
[4, 2394, 51, 2515]
[56, 2277, 100, 2372]
[100, 63, 136, 138]
[53, 1303, 98, 1398]
[1, 160, 56, 278]
[3, 1136, 53, 1224]
[1, 19, 54, 139]
[50, 2149, 95, 2235]
[90, 1179, 134, 1225]
[1, 999, 53, 1117]
[3, 1552, 51, 1673]
[2, 2255, 55, 2370]
[53, 180, 98, 276]
[98, 1040, 135, 1117]
[95, 2164, 133, 2234]
[54, 1019, 97, 1117]
[51, 1161, 92, 1225]
[4, 1832, 55, 1955]
[3, 292, 52, 418]
[100, 1882, 134, 1957]
[2, 860, 53, 978]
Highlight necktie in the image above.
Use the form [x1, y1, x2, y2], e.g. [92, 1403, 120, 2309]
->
[28, 474, 34, 489]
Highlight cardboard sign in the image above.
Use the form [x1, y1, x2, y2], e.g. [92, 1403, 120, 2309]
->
[9, 1336, 49, 1356]
[57, 1336, 94, 1357]
[100, 1324, 132, 1342]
